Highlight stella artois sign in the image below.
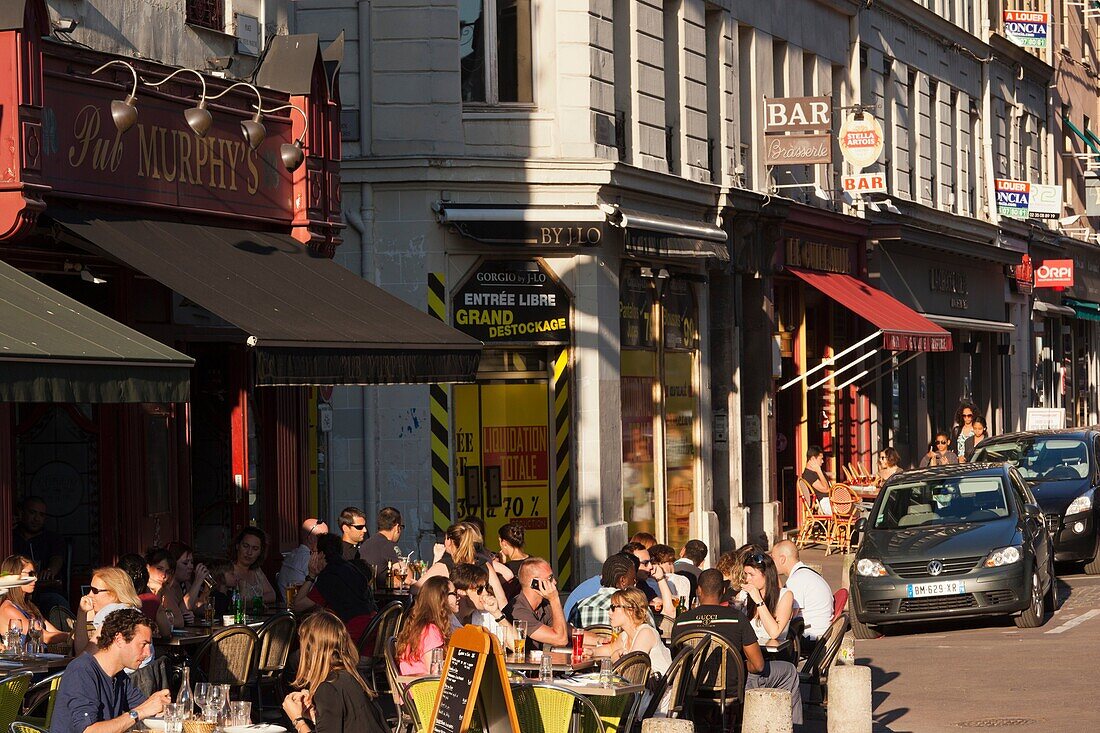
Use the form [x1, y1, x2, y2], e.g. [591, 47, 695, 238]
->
[838, 113, 884, 171]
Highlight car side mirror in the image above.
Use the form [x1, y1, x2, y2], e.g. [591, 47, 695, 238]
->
[1024, 503, 1041, 517]
[854, 517, 866, 533]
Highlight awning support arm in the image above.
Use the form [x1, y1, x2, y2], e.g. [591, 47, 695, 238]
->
[807, 348, 881, 391]
[853, 351, 923, 392]
[778, 330, 882, 392]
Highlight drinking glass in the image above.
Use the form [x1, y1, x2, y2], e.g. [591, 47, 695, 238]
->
[204, 684, 227, 723]
[511, 621, 527, 658]
[163, 703, 185, 733]
[539, 652, 554, 682]
[428, 647, 446, 676]
[227, 701, 251, 727]
[599, 657, 614, 687]
[570, 627, 585, 660]
[193, 683, 211, 722]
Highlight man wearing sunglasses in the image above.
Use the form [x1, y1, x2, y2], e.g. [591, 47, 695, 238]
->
[338, 507, 370, 561]
[452, 563, 511, 641]
[276, 517, 328, 596]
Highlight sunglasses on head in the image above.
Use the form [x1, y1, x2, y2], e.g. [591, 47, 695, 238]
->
[609, 604, 637, 611]
[746, 552, 767, 566]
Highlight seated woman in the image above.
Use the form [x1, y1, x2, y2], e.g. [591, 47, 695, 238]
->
[72, 566, 153, 655]
[0, 555, 70, 645]
[292, 533, 377, 649]
[921, 432, 961, 467]
[117, 555, 174, 637]
[396, 576, 460, 677]
[228, 527, 278, 607]
[166, 541, 211, 618]
[740, 551, 796, 644]
[414, 522, 514, 592]
[593, 586, 671, 675]
[875, 447, 903, 487]
[282, 610, 389, 733]
[145, 547, 189, 626]
[452, 563, 510, 640]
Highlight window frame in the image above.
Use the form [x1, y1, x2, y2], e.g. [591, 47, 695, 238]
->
[185, 0, 225, 33]
[461, 0, 538, 108]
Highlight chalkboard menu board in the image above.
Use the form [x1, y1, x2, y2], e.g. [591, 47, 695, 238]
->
[430, 625, 519, 733]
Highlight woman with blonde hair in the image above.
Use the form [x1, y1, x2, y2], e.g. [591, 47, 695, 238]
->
[72, 565, 146, 655]
[282, 611, 388, 733]
[396, 576, 460, 676]
[0, 555, 70, 644]
[414, 522, 503, 588]
[595, 586, 672, 674]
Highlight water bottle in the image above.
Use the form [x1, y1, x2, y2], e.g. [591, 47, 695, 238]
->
[177, 666, 193, 718]
[232, 588, 244, 625]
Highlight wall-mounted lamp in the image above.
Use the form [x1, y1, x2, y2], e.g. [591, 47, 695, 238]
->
[53, 17, 79, 33]
[90, 59, 139, 133]
[655, 268, 670, 280]
[639, 266, 654, 278]
[1059, 214, 1082, 226]
[255, 103, 310, 172]
[209, 82, 268, 150]
[143, 67, 212, 137]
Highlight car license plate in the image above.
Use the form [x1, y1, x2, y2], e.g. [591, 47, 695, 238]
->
[906, 580, 966, 598]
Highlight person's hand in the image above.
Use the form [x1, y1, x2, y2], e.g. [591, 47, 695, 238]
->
[650, 598, 664, 613]
[136, 690, 171, 719]
[282, 691, 308, 720]
[483, 591, 500, 614]
[79, 593, 94, 614]
[182, 609, 195, 625]
[741, 583, 763, 605]
[650, 563, 665, 582]
[194, 563, 210, 583]
[308, 550, 326, 576]
[534, 577, 557, 600]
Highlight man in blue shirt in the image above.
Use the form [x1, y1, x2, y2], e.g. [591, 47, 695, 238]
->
[51, 608, 170, 733]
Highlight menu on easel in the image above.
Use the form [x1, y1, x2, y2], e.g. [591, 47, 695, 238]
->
[429, 625, 520, 733]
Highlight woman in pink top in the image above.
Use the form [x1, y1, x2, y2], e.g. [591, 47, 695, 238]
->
[396, 576, 459, 676]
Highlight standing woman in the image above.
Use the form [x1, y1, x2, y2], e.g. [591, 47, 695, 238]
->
[0, 556, 70, 644]
[396, 576, 460, 677]
[952, 402, 977, 461]
[282, 611, 388, 733]
[740, 551, 796, 643]
[921, 432, 960, 467]
[166, 541, 211, 616]
[228, 527, 277, 606]
[966, 417, 989, 462]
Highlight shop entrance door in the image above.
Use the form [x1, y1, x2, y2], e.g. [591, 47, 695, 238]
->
[454, 380, 555, 568]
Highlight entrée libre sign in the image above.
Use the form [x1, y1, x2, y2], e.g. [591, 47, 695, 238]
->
[41, 70, 294, 222]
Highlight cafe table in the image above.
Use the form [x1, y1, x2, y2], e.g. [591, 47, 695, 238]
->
[156, 617, 271, 647]
[505, 650, 597, 674]
[0, 653, 71, 674]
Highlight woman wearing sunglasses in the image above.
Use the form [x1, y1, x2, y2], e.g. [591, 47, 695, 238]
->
[452, 563, 512, 644]
[396, 575, 460, 677]
[0, 555, 71, 645]
[596, 586, 672, 675]
[952, 402, 978, 459]
[740, 552, 796, 644]
[920, 431, 960, 467]
[71, 565, 147, 655]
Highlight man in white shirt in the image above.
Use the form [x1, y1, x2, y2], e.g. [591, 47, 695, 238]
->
[277, 518, 328, 595]
[770, 540, 834, 643]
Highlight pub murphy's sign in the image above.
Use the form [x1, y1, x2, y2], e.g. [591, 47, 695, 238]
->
[454, 260, 570, 344]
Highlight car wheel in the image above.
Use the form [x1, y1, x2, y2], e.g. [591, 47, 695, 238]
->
[848, 589, 880, 639]
[1014, 569, 1046, 628]
[1084, 537, 1100, 575]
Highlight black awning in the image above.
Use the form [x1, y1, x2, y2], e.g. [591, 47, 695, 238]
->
[50, 210, 482, 386]
[0, 258, 192, 403]
[607, 206, 729, 261]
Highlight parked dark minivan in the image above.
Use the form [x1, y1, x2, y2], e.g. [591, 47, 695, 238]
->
[972, 428, 1100, 572]
[849, 463, 1055, 639]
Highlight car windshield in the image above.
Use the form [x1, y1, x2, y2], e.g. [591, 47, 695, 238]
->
[871, 476, 1010, 529]
[971, 437, 1090, 482]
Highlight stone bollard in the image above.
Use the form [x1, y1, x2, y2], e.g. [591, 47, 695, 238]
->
[841, 554, 854, 590]
[828, 664, 872, 733]
[833, 636, 856, 666]
[740, 688, 792, 733]
[641, 719, 694, 733]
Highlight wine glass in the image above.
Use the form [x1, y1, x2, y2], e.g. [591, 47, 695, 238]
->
[205, 683, 227, 723]
[193, 683, 211, 722]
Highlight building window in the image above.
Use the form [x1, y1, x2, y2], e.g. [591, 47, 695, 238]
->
[460, 0, 533, 104]
[185, 0, 224, 32]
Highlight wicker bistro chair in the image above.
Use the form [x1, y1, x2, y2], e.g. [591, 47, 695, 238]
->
[637, 643, 701, 722]
[826, 484, 860, 556]
[10, 722, 47, 733]
[583, 624, 614, 646]
[577, 652, 650, 733]
[191, 626, 259, 698]
[0, 674, 33, 733]
[252, 612, 296, 712]
[796, 478, 832, 550]
[46, 607, 74, 635]
[358, 600, 405, 692]
[671, 631, 747, 732]
[402, 676, 485, 733]
[799, 612, 851, 707]
[511, 682, 606, 733]
[383, 636, 412, 732]
[16, 671, 62, 729]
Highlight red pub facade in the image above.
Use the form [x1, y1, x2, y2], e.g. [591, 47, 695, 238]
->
[0, 0, 479, 593]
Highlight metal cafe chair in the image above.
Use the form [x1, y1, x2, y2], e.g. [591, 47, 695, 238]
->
[796, 478, 832, 549]
[191, 626, 259, 698]
[511, 682, 605, 733]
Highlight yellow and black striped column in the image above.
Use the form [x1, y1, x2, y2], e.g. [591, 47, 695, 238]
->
[552, 348, 573, 586]
[428, 273, 452, 535]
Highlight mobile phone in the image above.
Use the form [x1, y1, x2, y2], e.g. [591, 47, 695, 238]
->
[530, 578, 541, 590]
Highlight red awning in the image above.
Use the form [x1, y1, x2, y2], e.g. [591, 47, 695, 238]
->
[788, 268, 952, 352]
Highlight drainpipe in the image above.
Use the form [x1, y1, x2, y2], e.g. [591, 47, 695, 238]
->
[343, 187, 377, 526]
[980, 14, 998, 228]
[358, 0, 372, 153]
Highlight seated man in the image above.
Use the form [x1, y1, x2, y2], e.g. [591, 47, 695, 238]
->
[673, 569, 802, 727]
[504, 558, 570, 652]
[802, 445, 832, 514]
[292, 533, 377, 648]
[770, 540, 833, 651]
[50, 608, 170, 733]
[674, 539, 707, 601]
[568, 553, 637, 628]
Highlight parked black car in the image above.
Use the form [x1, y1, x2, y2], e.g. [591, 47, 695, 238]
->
[971, 428, 1100, 572]
[849, 463, 1055, 639]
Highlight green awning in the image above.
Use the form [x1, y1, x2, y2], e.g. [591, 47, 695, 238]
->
[1064, 117, 1100, 155]
[1065, 297, 1100, 323]
[0, 259, 192, 402]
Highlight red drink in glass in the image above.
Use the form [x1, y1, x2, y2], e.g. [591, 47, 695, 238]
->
[571, 628, 585, 660]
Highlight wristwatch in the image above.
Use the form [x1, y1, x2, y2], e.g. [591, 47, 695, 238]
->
[128, 710, 140, 723]
[304, 575, 315, 583]
[493, 615, 506, 623]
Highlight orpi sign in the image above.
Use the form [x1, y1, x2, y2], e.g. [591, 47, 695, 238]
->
[1034, 260, 1074, 289]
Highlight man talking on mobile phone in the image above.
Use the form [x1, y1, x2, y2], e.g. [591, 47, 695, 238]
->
[503, 558, 570, 652]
